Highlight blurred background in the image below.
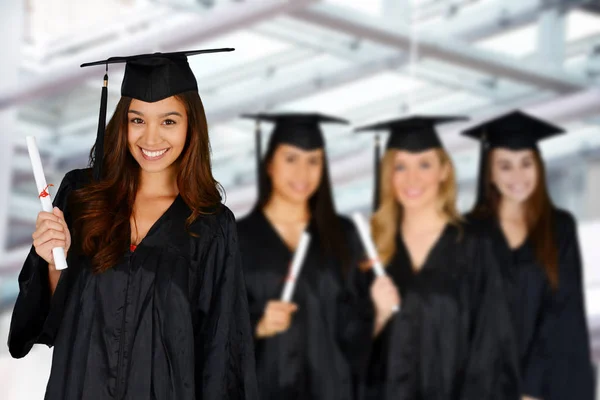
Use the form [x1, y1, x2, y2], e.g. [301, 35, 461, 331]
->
[1, 0, 600, 398]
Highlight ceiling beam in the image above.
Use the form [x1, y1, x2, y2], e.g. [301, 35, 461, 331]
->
[292, 2, 587, 93]
[0, 0, 320, 110]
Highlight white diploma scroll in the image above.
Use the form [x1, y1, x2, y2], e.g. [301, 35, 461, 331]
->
[26, 136, 68, 270]
[351, 212, 399, 312]
[280, 232, 311, 303]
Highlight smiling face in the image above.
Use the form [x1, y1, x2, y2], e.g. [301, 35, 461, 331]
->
[127, 96, 188, 174]
[391, 149, 449, 211]
[490, 148, 538, 205]
[267, 144, 324, 205]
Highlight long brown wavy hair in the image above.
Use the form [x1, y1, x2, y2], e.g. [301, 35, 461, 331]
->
[70, 91, 222, 273]
[371, 148, 462, 266]
[471, 148, 558, 289]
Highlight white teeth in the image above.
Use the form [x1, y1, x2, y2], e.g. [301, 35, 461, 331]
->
[141, 148, 167, 158]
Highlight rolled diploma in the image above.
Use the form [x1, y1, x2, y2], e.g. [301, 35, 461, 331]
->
[26, 136, 68, 270]
[351, 212, 399, 312]
[280, 232, 311, 302]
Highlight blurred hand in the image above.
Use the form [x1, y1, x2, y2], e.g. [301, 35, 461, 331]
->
[256, 301, 298, 339]
[32, 207, 70, 271]
[522, 396, 541, 400]
[370, 276, 400, 336]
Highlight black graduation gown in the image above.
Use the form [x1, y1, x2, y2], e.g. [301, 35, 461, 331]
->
[382, 223, 520, 400]
[8, 169, 259, 400]
[475, 210, 594, 399]
[236, 209, 373, 400]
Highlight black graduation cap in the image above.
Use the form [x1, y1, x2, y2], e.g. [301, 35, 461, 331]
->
[462, 110, 564, 150]
[355, 115, 468, 211]
[460, 110, 564, 208]
[80, 48, 234, 180]
[356, 115, 467, 152]
[240, 113, 349, 194]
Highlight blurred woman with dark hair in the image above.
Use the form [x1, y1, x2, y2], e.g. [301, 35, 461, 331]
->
[8, 50, 258, 400]
[237, 113, 392, 400]
[463, 111, 594, 400]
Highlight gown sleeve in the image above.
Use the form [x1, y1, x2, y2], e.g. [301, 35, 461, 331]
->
[7, 169, 80, 358]
[336, 221, 375, 377]
[541, 212, 594, 400]
[461, 228, 521, 400]
[194, 208, 259, 400]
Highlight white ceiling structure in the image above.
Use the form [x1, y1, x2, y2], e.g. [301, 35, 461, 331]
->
[1, 1, 600, 339]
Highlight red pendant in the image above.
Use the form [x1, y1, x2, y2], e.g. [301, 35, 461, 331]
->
[130, 244, 137, 252]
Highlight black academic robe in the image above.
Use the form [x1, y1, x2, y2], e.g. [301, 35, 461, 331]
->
[472, 210, 594, 400]
[8, 169, 258, 400]
[236, 209, 373, 400]
[379, 223, 520, 400]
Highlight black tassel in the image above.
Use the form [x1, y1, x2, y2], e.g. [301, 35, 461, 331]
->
[93, 72, 108, 181]
[254, 120, 262, 199]
[473, 131, 489, 210]
[373, 133, 381, 212]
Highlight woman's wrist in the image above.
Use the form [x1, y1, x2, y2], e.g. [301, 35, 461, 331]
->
[255, 319, 268, 338]
[373, 310, 392, 336]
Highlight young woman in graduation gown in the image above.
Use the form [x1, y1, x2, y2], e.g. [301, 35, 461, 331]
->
[8, 50, 258, 400]
[357, 116, 520, 400]
[462, 111, 594, 400]
[236, 113, 392, 400]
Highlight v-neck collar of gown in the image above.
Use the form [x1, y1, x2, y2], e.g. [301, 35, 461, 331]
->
[254, 208, 314, 254]
[395, 223, 453, 274]
[130, 194, 191, 254]
[491, 216, 529, 253]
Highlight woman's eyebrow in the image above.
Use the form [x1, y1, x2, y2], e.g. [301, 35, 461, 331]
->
[127, 110, 183, 118]
[160, 111, 183, 118]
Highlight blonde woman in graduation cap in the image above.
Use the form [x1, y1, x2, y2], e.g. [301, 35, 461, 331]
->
[357, 116, 519, 400]
[8, 49, 258, 400]
[463, 111, 594, 400]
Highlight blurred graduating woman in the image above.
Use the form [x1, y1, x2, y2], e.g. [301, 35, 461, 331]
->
[358, 116, 520, 400]
[237, 113, 391, 400]
[463, 111, 594, 400]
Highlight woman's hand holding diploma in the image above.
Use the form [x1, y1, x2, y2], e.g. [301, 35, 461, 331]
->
[27, 136, 68, 271]
[256, 233, 308, 339]
[33, 207, 71, 268]
[256, 301, 298, 339]
[352, 212, 401, 336]
[32, 207, 71, 295]
[371, 276, 400, 336]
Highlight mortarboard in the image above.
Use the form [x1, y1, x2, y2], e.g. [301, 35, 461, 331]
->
[462, 110, 564, 150]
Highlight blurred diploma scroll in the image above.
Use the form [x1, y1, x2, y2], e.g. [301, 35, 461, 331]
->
[281, 232, 311, 302]
[26, 136, 68, 270]
[352, 212, 399, 312]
